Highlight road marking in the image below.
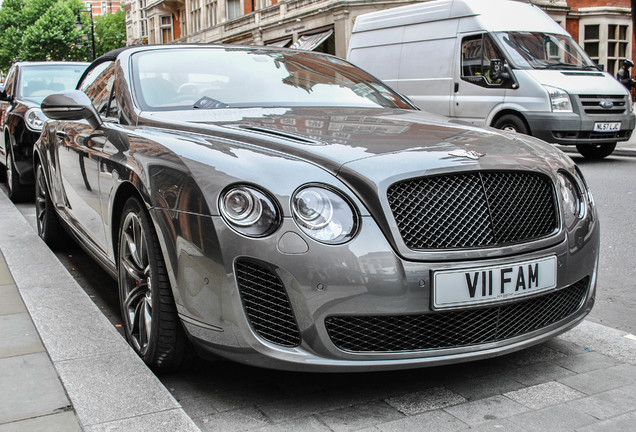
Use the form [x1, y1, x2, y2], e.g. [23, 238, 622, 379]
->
[624, 334, 636, 341]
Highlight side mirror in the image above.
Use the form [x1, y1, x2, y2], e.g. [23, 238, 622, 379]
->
[0, 88, 8, 102]
[41, 90, 102, 130]
[489, 59, 510, 82]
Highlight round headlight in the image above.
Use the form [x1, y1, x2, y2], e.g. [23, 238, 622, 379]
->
[557, 172, 584, 228]
[292, 186, 358, 244]
[220, 186, 280, 237]
[25, 108, 46, 132]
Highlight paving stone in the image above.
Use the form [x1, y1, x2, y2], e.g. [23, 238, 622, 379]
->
[545, 338, 590, 356]
[576, 412, 636, 432]
[250, 416, 333, 432]
[508, 404, 596, 431]
[0, 411, 81, 432]
[552, 351, 619, 374]
[454, 356, 519, 379]
[84, 408, 199, 432]
[0, 284, 25, 315]
[464, 418, 528, 432]
[375, 409, 467, 432]
[0, 352, 71, 424]
[0, 261, 13, 286]
[386, 387, 466, 415]
[503, 381, 585, 410]
[503, 362, 576, 387]
[195, 406, 271, 432]
[446, 373, 524, 401]
[558, 364, 636, 395]
[317, 400, 404, 432]
[559, 321, 636, 365]
[504, 344, 566, 367]
[565, 383, 636, 420]
[0, 313, 44, 358]
[443, 395, 529, 425]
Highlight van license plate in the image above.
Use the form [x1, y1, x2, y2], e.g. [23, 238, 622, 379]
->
[433, 256, 557, 309]
[594, 122, 621, 132]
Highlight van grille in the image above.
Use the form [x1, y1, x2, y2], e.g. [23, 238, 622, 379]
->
[578, 94, 628, 115]
[387, 171, 558, 250]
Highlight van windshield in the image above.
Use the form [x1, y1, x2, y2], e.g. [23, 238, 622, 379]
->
[494, 32, 597, 70]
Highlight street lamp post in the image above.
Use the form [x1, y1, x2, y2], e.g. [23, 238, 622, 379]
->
[76, 5, 96, 61]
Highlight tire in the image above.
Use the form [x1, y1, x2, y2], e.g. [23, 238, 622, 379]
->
[492, 114, 529, 135]
[118, 196, 191, 372]
[6, 151, 32, 202]
[576, 143, 616, 160]
[35, 162, 67, 248]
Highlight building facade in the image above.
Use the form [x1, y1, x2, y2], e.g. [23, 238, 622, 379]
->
[123, 0, 634, 76]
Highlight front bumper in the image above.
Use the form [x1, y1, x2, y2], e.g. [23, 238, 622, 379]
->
[525, 110, 635, 146]
[175, 212, 599, 372]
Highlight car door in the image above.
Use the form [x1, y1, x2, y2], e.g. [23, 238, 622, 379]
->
[0, 65, 18, 161]
[52, 61, 116, 253]
[452, 33, 508, 127]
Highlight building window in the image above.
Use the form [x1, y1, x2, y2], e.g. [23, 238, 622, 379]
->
[160, 15, 173, 43]
[258, 0, 269, 10]
[227, 0, 240, 20]
[205, 0, 217, 28]
[191, 0, 201, 33]
[139, 0, 147, 37]
[581, 17, 632, 76]
[101, 1, 107, 14]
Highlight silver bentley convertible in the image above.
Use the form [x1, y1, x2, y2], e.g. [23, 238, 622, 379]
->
[34, 45, 599, 372]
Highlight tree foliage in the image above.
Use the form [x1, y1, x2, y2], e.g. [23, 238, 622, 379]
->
[0, 0, 126, 73]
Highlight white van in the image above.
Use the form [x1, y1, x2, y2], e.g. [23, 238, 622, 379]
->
[347, 0, 635, 159]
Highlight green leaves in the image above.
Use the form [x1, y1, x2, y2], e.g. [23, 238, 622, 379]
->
[0, 0, 126, 72]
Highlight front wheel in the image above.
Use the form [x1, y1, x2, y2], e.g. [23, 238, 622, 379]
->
[35, 163, 66, 248]
[576, 143, 616, 159]
[492, 114, 529, 135]
[118, 196, 191, 372]
[7, 151, 31, 202]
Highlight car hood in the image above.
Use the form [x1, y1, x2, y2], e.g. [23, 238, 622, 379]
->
[142, 107, 570, 179]
[524, 69, 629, 95]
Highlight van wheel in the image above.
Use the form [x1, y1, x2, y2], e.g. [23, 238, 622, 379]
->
[493, 115, 529, 135]
[576, 143, 616, 159]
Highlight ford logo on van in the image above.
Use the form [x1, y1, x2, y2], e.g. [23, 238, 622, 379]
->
[600, 99, 614, 109]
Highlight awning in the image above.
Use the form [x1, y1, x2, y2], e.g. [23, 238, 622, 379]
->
[290, 29, 333, 51]
[266, 38, 292, 48]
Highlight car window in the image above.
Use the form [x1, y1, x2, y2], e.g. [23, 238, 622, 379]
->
[4, 67, 16, 98]
[461, 34, 505, 85]
[19, 64, 87, 104]
[130, 48, 415, 111]
[80, 61, 116, 118]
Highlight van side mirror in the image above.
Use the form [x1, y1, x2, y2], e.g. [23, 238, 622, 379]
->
[489, 59, 510, 82]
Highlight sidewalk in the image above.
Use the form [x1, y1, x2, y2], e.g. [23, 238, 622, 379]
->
[0, 190, 199, 432]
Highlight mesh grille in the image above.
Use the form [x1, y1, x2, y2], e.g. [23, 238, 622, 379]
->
[387, 171, 558, 250]
[325, 277, 589, 353]
[236, 260, 301, 347]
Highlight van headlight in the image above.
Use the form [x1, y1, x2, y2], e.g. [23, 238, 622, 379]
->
[292, 186, 359, 244]
[25, 108, 47, 131]
[545, 85, 572, 112]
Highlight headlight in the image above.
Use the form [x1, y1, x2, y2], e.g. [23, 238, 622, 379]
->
[25, 108, 47, 131]
[544, 85, 572, 112]
[292, 186, 358, 244]
[220, 186, 280, 237]
[557, 171, 584, 228]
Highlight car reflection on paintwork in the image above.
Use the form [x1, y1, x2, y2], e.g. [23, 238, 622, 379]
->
[34, 45, 598, 373]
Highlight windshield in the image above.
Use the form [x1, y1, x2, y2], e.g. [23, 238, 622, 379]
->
[131, 48, 414, 111]
[19, 64, 87, 104]
[494, 32, 597, 70]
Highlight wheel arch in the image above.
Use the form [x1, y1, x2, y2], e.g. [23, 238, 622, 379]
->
[490, 109, 532, 135]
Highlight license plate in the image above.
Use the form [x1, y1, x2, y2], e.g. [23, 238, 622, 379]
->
[433, 256, 557, 309]
[594, 122, 621, 132]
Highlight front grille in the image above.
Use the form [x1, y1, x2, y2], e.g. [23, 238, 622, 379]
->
[235, 259, 301, 347]
[325, 277, 589, 353]
[387, 171, 557, 250]
[578, 94, 628, 115]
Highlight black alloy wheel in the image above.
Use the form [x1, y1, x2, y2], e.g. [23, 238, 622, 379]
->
[118, 196, 191, 372]
[576, 143, 616, 159]
[493, 114, 529, 135]
[35, 163, 65, 248]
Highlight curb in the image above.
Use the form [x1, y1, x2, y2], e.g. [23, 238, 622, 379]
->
[0, 191, 200, 431]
